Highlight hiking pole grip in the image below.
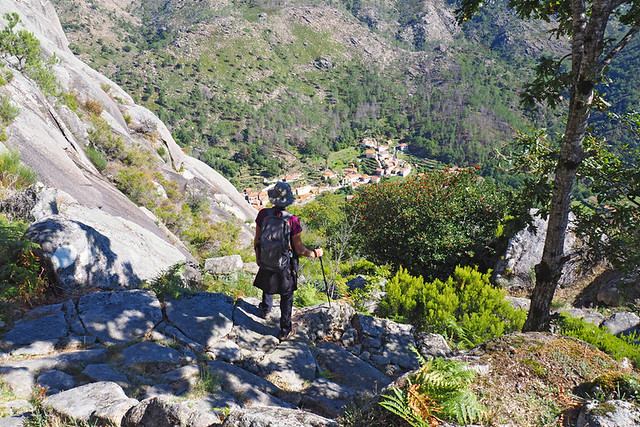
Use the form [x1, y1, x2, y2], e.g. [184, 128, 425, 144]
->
[316, 245, 331, 307]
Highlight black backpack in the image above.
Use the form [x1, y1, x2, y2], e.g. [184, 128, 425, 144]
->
[259, 208, 292, 271]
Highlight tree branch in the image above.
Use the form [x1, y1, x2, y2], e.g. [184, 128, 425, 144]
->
[598, 22, 640, 73]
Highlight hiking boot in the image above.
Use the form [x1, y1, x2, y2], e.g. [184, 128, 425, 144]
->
[277, 323, 297, 342]
[259, 309, 269, 319]
[278, 330, 293, 341]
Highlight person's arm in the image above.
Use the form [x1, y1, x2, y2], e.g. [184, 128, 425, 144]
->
[254, 225, 261, 266]
[292, 233, 323, 258]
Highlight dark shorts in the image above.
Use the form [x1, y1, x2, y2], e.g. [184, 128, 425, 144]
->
[253, 266, 297, 295]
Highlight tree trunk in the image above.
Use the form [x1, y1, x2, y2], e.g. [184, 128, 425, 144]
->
[523, 0, 608, 331]
[523, 100, 589, 331]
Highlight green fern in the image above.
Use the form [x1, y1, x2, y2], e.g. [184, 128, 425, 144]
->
[439, 388, 485, 425]
[379, 387, 415, 423]
[380, 350, 486, 425]
[442, 316, 478, 349]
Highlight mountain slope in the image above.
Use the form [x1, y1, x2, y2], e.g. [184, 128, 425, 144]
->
[0, 0, 256, 266]
[48, 0, 575, 188]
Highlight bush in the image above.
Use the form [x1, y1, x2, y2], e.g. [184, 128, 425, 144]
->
[0, 149, 37, 190]
[88, 115, 127, 160]
[347, 168, 524, 280]
[84, 98, 103, 116]
[579, 370, 640, 402]
[294, 283, 328, 307]
[85, 144, 107, 172]
[0, 94, 19, 124]
[0, 13, 58, 95]
[142, 262, 189, 301]
[0, 215, 47, 306]
[113, 166, 156, 207]
[340, 259, 390, 278]
[378, 266, 526, 347]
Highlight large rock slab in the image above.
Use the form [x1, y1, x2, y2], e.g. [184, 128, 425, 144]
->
[300, 378, 356, 418]
[181, 393, 241, 418]
[494, 210, 595, 290]
[44, 381, 139, 425]
[294, 302, 355, 343]
[36, 369, 75, 394]
[313, 341, 390, 397]
[2, 303, 68, 355]
[0, 414, 29, 427]
[222, 406, 339, 427]
[122, 396, 221, 427]
[577, 399, 640, 427]
[207, 360, 294, 408]
[230, 298, 280, 355]
[121, 342, 182, 373]
[26, 209, 186, 291]
[82, 364, 130, 388]
[165, 293, 235, 349]
[205, 255, 243, 275]
[415, 332, 452, 358]
[602, 312, 640, 337]
[258, 341, 318, 392]
[0, 349, 106, 398]
[355, 314, 419, 371]
[78, 290, 163, 344]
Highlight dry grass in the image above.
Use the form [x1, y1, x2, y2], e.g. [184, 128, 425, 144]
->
[470, 333, 631, 426]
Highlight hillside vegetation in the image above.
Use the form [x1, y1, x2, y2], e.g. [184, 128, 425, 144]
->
[50, 0, 580, 188]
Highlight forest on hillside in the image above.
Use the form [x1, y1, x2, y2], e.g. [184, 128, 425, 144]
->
[46, 0, 635, 188]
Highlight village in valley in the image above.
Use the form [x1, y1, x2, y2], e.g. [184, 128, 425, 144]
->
[243, 138, 413, 209]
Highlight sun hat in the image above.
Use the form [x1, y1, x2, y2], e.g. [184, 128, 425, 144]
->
[268, 182, 295, 207]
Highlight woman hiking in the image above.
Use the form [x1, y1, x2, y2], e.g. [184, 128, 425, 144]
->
[253, 181, 323, 341]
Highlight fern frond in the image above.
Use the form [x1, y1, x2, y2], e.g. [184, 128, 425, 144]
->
[380, 387, 432, 427]
[439, 390, 486, 425]
[407, 383, 440, 422]
[443, 317, 476, 348]
[380, 387, 412, 419]
[410, 345, 429, 367]
[415, 369, 460, 395]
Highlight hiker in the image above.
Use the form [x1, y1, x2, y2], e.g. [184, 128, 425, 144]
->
[253, 181, 323, 341]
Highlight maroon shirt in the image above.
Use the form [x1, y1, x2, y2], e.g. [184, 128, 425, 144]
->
[255, 207, 302, 237]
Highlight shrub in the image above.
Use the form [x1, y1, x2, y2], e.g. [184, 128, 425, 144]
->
[0, 215, 47, 306]
[88, 115, 126, 160]
[341, 259, 390, 278]
[380, 352, 486, 425]
[141, 262, 189, 301]
[113, 166, 156, 207]
[0, 13, 41, 71]
[378, 266, 526, 347]
[0, 13, 58, 95]
[0, 149, 37, 190]
[203, 271, 260, 300]
[0, 94, 19, 124]
[579, 370, 640, 402]
[85, 144, 107, 172]
[347, 168, 524, 280]
[84, 98, 103, 116]
[60, 92, 79, 112]
[294, 283, 328, 307]
[556, 313, 640, 366]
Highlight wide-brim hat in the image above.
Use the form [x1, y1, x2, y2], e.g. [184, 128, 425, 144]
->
[268, 182, 295, 207]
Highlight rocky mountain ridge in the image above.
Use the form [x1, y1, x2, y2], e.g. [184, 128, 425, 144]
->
[0, 0, 258, 288]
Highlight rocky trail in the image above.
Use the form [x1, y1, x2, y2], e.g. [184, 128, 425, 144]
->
[0, 289, 451, 426]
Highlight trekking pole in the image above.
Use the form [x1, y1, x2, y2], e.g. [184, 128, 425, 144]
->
[316, 246, 331, 308]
